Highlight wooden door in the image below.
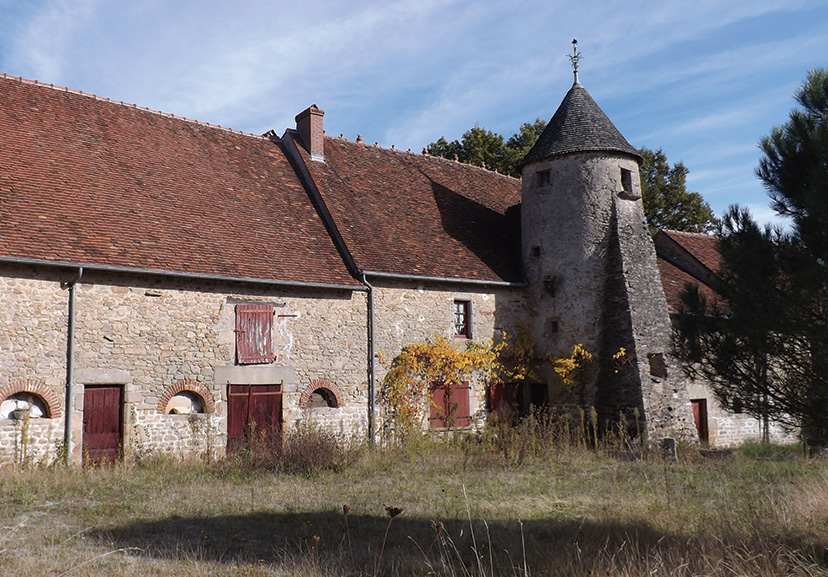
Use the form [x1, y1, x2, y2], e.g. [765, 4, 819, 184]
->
[83, 385, 123, 465]
[227, 384, 282, 454]
[691, 399, 709, 445]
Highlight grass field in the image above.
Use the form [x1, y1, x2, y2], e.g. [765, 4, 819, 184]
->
[1, 436, 827, 576]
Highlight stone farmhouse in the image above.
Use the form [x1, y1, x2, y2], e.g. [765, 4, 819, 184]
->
[0, 70, 776, 465]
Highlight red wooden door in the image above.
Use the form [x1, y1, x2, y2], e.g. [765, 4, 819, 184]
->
[691, 399, 709, 444]
[83, 386, 123, 465]
[227, 384, 282, 454]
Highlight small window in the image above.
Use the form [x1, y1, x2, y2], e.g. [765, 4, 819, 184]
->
[648, 352, 668, 378]
[236, 304, 274, 365]
[0, 393, 48, 419]
[308, 388, 338, 408]
[536, 169, 551, 188]
[621, 168, 632, 193]
[619, 168, 640, 200]
[165, 391, 205, 415]
[430, 381, 471, 429]
[453, 300, 472, 339]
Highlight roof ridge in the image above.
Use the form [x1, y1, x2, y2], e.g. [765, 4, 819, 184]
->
[0, 73, 272, 142]
[663, 229, 718, 238]
[659, 230, 720, 280]
[418, 150, 521, 181]
[325, 133, 519, 181]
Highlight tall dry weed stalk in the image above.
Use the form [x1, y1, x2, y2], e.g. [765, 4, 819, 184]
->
[375, 504, 403, 576]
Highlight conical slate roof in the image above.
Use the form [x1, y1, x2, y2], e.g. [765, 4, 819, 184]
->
[522, 82, 641, 165]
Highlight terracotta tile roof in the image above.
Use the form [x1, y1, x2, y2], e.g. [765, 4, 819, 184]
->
[297, 136, 524, 283]
[659, 229, 722, 274]
[655, 230, 722, 312]
[0, 75, 359, 288]
[657, 255, 720, 313]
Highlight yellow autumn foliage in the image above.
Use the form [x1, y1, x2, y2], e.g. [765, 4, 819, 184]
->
[380, 336, 503, 439]
[380, 329, 599, 441]
[549, 343, 593, 387]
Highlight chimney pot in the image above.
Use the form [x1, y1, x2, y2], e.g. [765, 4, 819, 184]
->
[294, 104, 325, 162]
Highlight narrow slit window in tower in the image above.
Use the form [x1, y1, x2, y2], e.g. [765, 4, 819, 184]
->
[536, 169, 551, 188]
[621, 168, 633, 194]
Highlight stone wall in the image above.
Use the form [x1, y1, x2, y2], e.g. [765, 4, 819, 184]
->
[0, 264, 368, 465]
[684, 380, 796, 447]
[521, 153, 696, 442]
[370, 280, 525, 435]
[0, 417, 63, 466]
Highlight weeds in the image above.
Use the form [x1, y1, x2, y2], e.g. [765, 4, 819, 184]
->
[0, 427, 825, 576]
[224, 421, 362, 475]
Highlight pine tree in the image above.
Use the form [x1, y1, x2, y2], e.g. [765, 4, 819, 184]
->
[677, 69, 828, 450]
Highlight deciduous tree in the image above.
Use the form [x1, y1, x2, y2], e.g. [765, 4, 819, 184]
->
[427, 127, 718, 235]
[426, 119, 546, 177]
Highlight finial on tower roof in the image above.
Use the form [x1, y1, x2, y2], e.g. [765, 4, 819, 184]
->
[568, 39, 582, 86]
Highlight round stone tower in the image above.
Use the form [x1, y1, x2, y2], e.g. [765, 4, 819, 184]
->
[520, 75, 696, 441]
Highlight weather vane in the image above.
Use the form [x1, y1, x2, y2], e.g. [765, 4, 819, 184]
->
[568, 39, 582, 85]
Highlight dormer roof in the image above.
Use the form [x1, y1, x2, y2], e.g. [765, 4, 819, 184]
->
[522, 82, 641, 165]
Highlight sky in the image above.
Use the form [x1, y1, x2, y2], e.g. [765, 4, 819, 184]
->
[1, 0, 826, 226]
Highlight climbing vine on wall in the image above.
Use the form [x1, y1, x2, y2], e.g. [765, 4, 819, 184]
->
[379, 336, 503, 440]
[550, 343, 593, 387]
[379, 327, 598, 441]
[498, 323, 594, 388]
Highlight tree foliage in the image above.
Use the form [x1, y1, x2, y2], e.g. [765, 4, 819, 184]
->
[426, 119, 546, 178]
[675, 69, 828, 448]
[426, 125, 717, 234]
[379, 329, 594, 442]
[674, 207, 793, 441]
[638, 148, 718, 234]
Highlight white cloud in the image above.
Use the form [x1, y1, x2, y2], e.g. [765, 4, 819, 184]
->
[1, 0, 826, 212]
[6, 0, 101, 82]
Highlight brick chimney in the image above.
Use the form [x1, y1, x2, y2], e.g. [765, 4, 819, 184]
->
[295, 104, 325, 162]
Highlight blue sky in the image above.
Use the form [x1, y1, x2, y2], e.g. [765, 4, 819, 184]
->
[2, 1, 826, 226]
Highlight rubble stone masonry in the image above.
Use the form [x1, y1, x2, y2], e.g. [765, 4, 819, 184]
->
[0, 264, 368, 464]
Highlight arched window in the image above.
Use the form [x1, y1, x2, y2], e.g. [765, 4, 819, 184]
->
[0, 380, 61, 419]
[299, 379, 344, 409]
[165, 391, 205, 415]
[0, 392, 49, 419]
[157, 381, 215, 414]
[307, 388, 337, 408]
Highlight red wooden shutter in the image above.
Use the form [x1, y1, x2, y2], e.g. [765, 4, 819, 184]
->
[430, 383, 448, 428]
[454, 382, 471, 427]
[236, 304, 274, 364]
[430, 381, 471, 429]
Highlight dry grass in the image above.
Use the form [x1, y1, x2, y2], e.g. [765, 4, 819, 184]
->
[0, 437, 826, 576]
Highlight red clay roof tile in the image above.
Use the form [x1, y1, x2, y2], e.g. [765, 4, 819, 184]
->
[0, 76, 358, 287]
[656, 230, 722, 312]
[298, 136, 523, 283]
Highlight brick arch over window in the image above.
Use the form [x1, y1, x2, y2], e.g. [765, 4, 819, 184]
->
[0, 379, 62, 418]
[299, 379, 344, 409]
[157, 380, 215, 414]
